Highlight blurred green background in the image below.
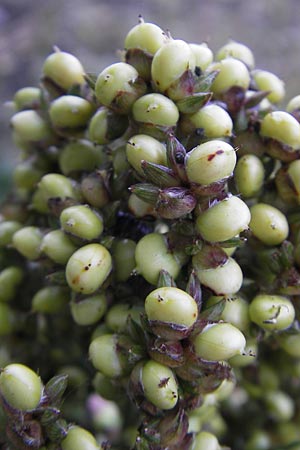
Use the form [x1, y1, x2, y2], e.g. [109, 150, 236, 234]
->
[1, 0, 300, 201]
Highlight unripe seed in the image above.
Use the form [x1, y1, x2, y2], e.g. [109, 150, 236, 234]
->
[234, 154, 265, 198]
[42, 51, 86, 90]
[182, 104, 233, 139]
[95, 62, 145, 113]
[252, 69, 285, 104]
[249, 294, 295, 331]
[196, 196, 250, 242]
[89, 334, 127, 378]
[105, 303, 144, 333]
[250, 203, 289, 246]
[31, 286, 69, 314]
[80, 171, 110, 209]
[124, 20, 167, 55]
[0, 267, 24, 303]
[264, 390, 295, 422]
[135, 233, 183, 285]
[41, 229, 77, 264]
[132, 93, 179, 127]
[286, 94, 300, 114]
[35, 173, 79, 213]
[192, 431, 221, 450]
[13, 159, 46, 191]
[210, 58, 250, 94]
[65, 243, 112, 294]
[206, 295, 249, 332]
[279, 333, 300, 357]
[0, 221, 22, 247]
[126, 134, 167, 175]
[141, 360, 178, 410]
[193, 255, 243, 295]
[260, 111, 300, 149]
[59, 140, 104, 176]
[111, 238, 136, 282]
[186, 140, 236, 185]
[192, 322, 246, 361]
[61, 425, 100, 450]
[13, 87, 41, 111]
[12, 226, 43, 260]
[60, 205, 103, 241]
[70, 293, 107, 326]
[10, 110, 53, 144]
[189, 43, 213, 71]
[0, 303, 15, 335]
[88, 107, 128, 145]
[145, 286, 198, 329]
[49, 95, 94, 129]
[216, 40, 255, 69]
[151, 39, 196, 98]
[0, 363, 43, 411]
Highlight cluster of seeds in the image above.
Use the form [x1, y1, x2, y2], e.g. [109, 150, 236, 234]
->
[1, 16, 300, 450]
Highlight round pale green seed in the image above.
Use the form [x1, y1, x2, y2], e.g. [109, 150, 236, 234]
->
[10, 110, 53, 144]
[65, 243, 112, 294]
[124, 21, 167, 55]
[192, 322, 246, 361]
[145, 286, 198, 328]
[95, 62, 141, 109]
[31, 286, 69, 314]
[250, 203, 289, 246]
[105, 303, 144, 333]
[41, 229, 78, 265]
[210, 58, 250, 94]
[59, 140, 104, 176]
[151, 39, 196, 95]
[260, 111, 300, 149]
[0, 221, 22, 247]
[49, 95, 94, 129]
[60, 205, 103, 241]
[12, 226, 43, 260]
[0, 303, 15, 335]
[264, 390, 295, 422]
[126, 134, 167, 175]
[249, 294, 295, 331]
[192, 431, 221, 450]
[0, 267, 24, 303]
[216, 40, 255, 69]
[61, 426, 100, 450]
[187, 104, 233, 139]
[89, 334, 125, 378]
[196, 196, 251, 242]
[286, 94, 300, 113]
[43, 51, 86, 90]
[135, 233, 182, 285]
[88, 107, 128, 145]
[252, 69, 285, 104]
[132, 93, 179, 127]
[13, 87, 41, 111]
[206, 295, 249, 331]
[279, 334, 300, 357]
[192, 256, 243, 295]
[186, 140, 236, 185]
[234, 154, 265, 198]
[0, 363, 43, 411]
[70, 294, 107, 326]
[111, 238, 136, 282]
[141, 360, 178, 410]
[189, 43, 213, 71]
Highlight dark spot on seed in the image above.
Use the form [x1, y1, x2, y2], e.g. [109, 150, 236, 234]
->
[84, 266, 89, 271]
[207, 149, 224, 161]
[158, 377, 170, 388]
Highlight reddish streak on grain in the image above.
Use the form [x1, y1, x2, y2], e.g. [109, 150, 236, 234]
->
[207, 149, 224, 161]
